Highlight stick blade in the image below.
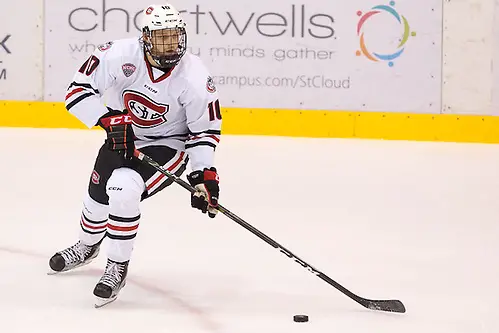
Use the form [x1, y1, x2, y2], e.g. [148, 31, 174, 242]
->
[362, 299, 406, 313]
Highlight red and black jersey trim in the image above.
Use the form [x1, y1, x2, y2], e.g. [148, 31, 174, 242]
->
[82, 214, 108, 224]
[67, 82, 100, 94]
[80, 213, 108, 235]
[189, 130, 221, 136]
[185, 141, 217, 149]
[186, 128, 221, 150]
[106, 214, 140, 241]
[65, 82, 100, 111]
[66, 92, 95, 110]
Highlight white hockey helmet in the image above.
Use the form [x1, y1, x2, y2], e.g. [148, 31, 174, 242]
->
[141, 4, 187, 68]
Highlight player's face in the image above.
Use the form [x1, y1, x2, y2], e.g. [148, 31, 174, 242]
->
[150, 28, 180, 56]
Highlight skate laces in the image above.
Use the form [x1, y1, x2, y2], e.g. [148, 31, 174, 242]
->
[60, 241, 91, 266]
[100, 261, 126, 288]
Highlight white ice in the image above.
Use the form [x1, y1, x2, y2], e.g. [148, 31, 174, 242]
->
[0, 127, 498, 333]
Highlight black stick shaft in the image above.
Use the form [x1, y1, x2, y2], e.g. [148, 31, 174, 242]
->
[134, 150, 406, 313]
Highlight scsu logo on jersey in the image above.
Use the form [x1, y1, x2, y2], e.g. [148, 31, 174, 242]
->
[97, 41, 113, 51]
[123, 90, 169, 128]
[206, 76, 216, 93]
[91, 170, 100, 185]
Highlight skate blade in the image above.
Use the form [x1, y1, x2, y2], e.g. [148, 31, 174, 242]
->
[94, 296, 118, 308]
[94, 281, 126, 308]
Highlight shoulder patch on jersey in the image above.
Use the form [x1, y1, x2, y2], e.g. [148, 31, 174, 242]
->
[206, 76, 216, 93]
[97, 41, 113, 52]
[122, 63, 137, 77]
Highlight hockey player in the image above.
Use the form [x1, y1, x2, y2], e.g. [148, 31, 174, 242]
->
[48, 3, 222, 308]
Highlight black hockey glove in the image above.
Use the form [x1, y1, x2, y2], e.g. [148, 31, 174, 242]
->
[187, 167, 220, 218]
[98, 113, 135, 160]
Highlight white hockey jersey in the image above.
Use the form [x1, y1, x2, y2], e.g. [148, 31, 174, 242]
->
[64, 37, 222, 171]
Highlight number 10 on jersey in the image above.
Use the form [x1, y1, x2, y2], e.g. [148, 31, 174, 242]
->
[208, 100, 221, 121]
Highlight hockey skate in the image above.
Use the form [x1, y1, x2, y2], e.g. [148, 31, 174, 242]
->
[48, 240, 101, 275]
[93, 259, 128, 308]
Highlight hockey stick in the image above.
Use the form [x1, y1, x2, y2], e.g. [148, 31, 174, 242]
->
[134, 150, 406, 313]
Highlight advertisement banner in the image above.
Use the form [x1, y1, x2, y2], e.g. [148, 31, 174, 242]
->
[44, 0, 442, 112]
[491, 2, 499, 115]
[0, 1, 43, 101]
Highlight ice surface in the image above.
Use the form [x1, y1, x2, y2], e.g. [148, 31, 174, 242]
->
[0, 127, 498, 333]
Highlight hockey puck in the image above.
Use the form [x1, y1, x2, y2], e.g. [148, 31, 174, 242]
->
[293, 315, 309, 322]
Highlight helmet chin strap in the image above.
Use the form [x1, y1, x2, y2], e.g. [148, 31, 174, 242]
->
[145, 50, 174, 71]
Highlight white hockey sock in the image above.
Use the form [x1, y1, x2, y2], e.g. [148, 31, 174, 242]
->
[105, 168, 145, 263]
[79, 194, 108, 246]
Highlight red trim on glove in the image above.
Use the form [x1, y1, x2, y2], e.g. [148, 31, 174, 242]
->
[100, 115, 133, 128]
[204, 169, 219, 182]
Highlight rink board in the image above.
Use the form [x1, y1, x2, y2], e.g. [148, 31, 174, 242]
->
[41, 0, 443, 113]
[1, 101, 499, 143]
